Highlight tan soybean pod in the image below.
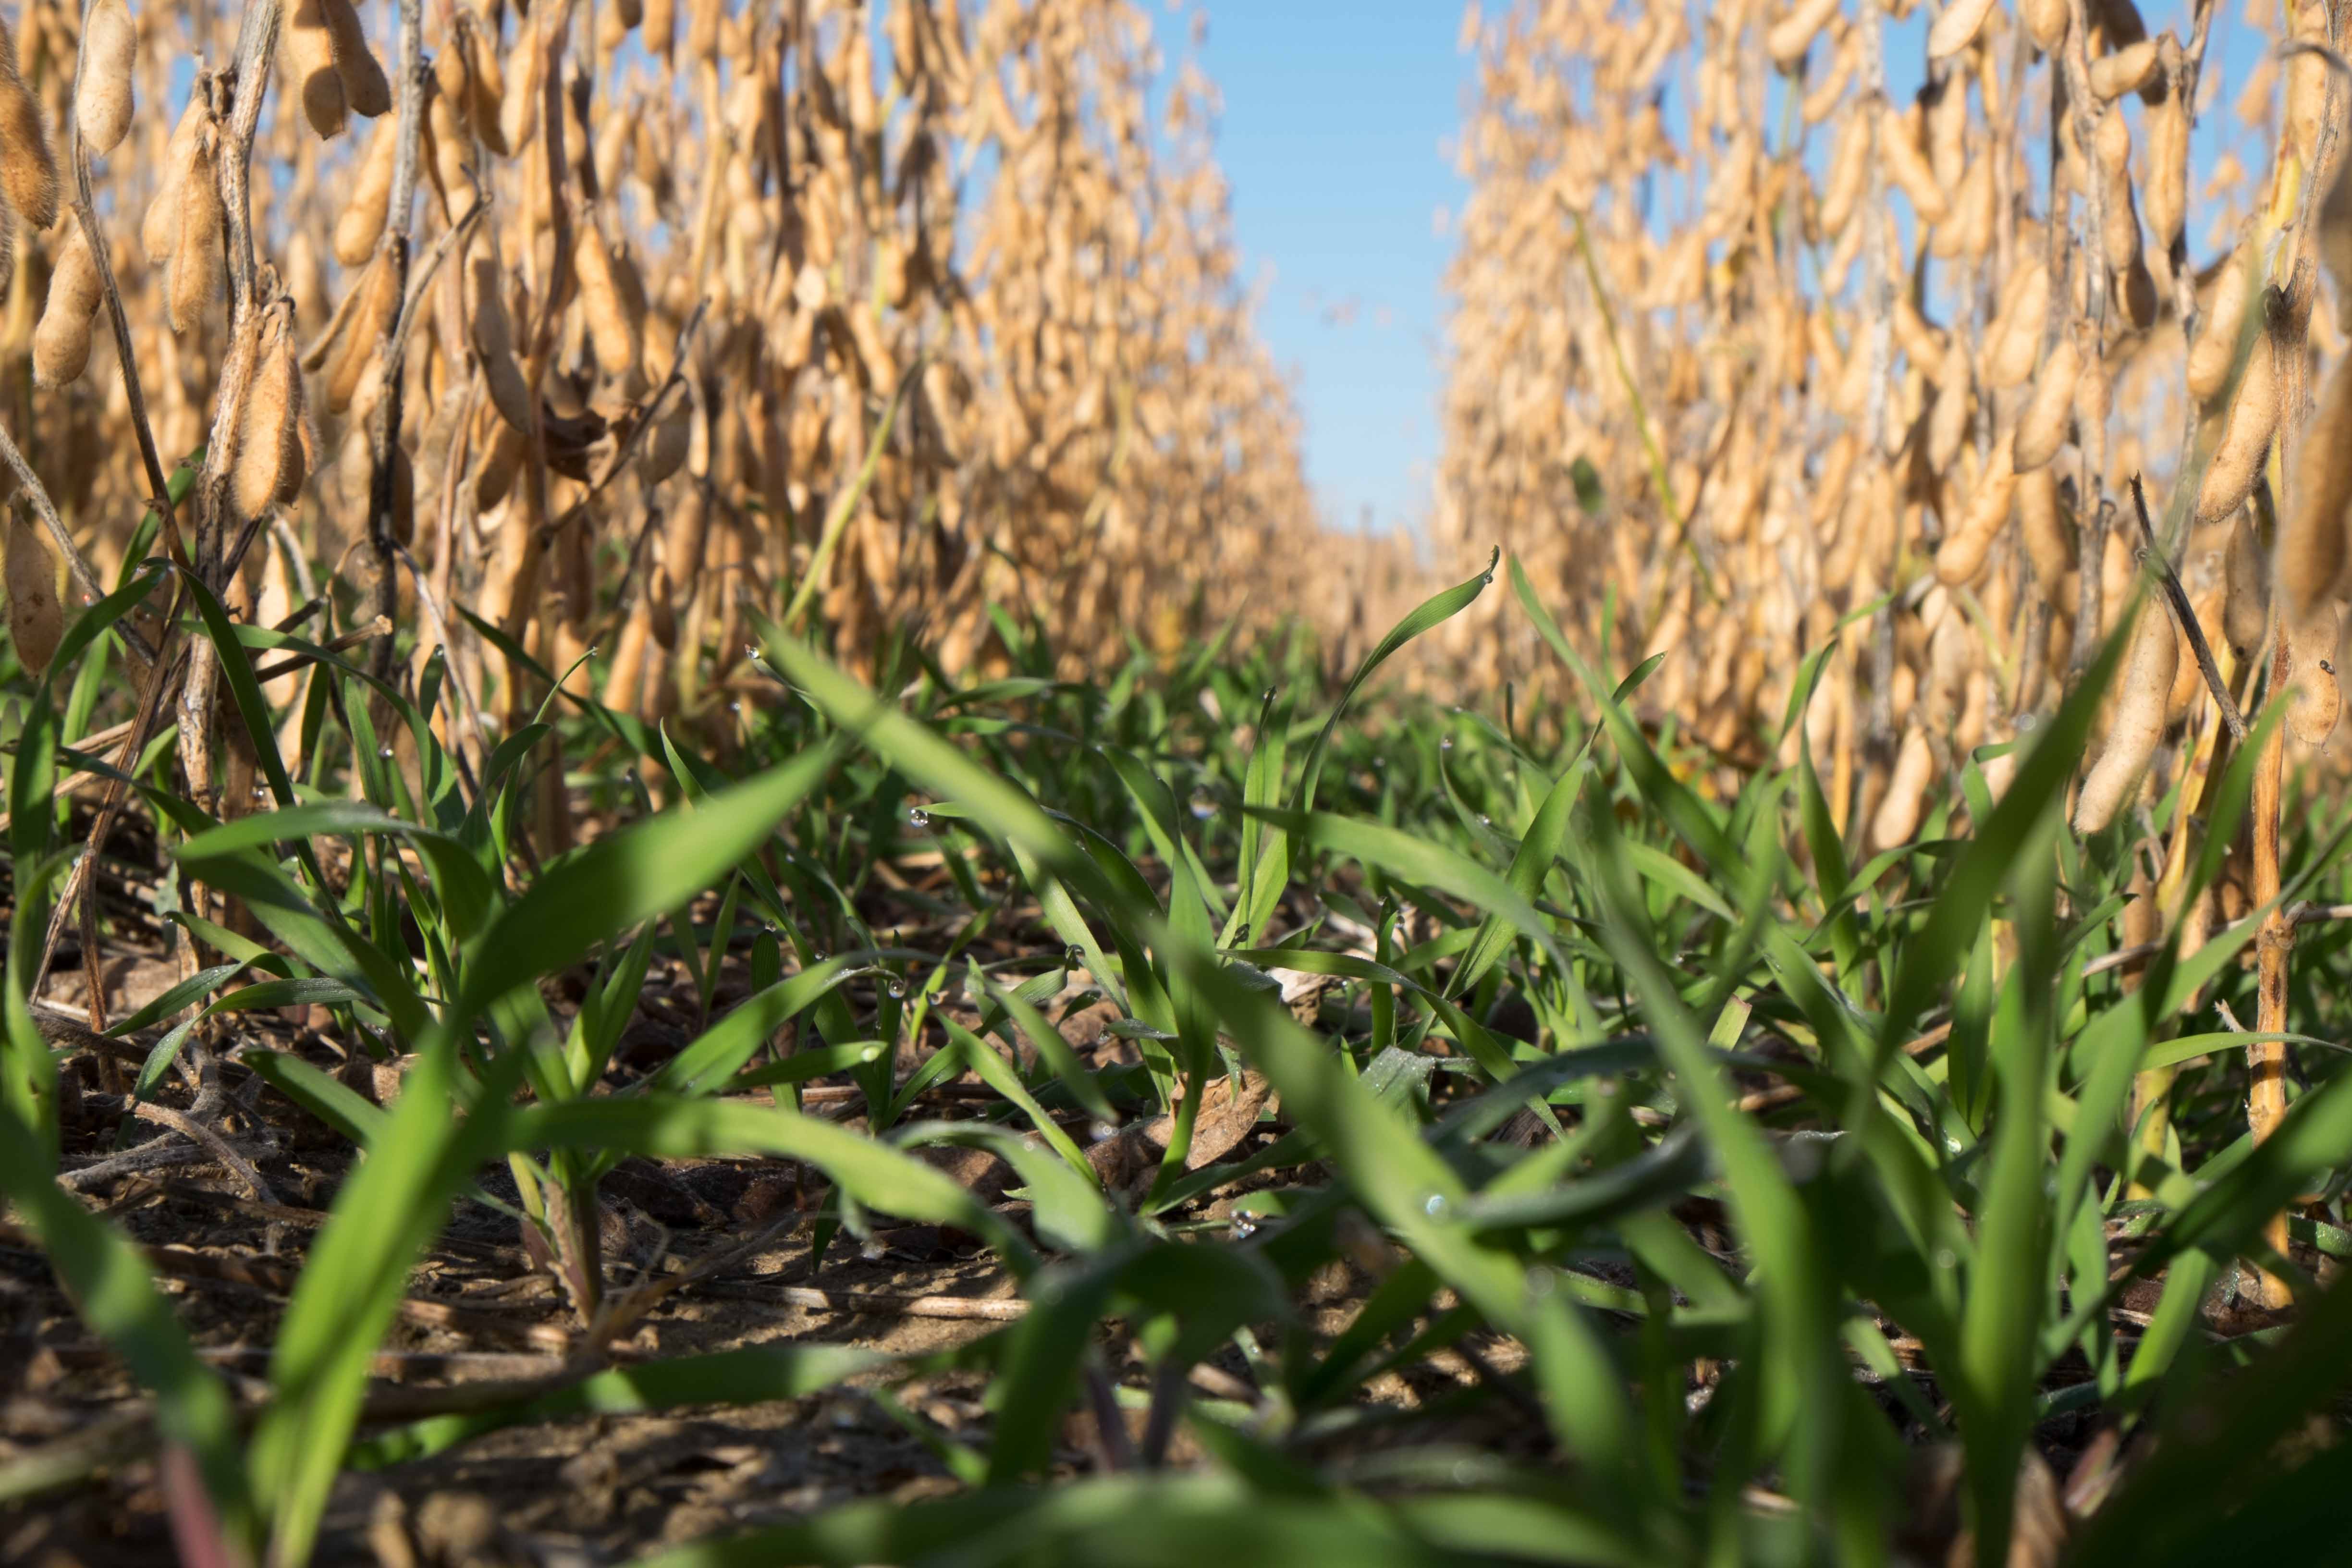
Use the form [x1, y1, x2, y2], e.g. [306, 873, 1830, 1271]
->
[2286, 1, 2331, 172]
[644, 0, 677, 59]
[2017, 464, 2076, 608]
[74, 0, 137, 157]
[323, 248, 399, 413]
[1766, 0, 1845, 65]
[2095, 112, 2140, 272]
[141, 96, 205, 262]
[2074, 602, 2180, 833]
[285, 0, 348, 138]
[168, 132, 223, 332]
[647, 566, 678, 649]
[232, 318, 308, 520]
[1935, 433, 2017, 585]
[31, 223, 103, 387]
[1926, 338, 1972, 473]
[4, 510, 64, 674]
[2288, 604, 2343, 747]
[333, 116, 398, 265]
[2194, 332, 2278, 527]
[466, 255, 536, 432]
[641, 396, 691, 485]
[0, 15, 58, 230]
[2023, 0, 2067, 48]
[1818, 109, 1869, 237]
[2089, 38, 2159, 99]
[2142, 51, 2187, 253]
[1927, 0, 1997, 58]
[1871, 725, 1935, 850]
[323, 0, 392, 119]
[464, 19, 509, 155]
[1881, 104, 1949, 225]
[2188, 245, 2253, 404]
[2223, 509, 2271, 659]
[1986, 261, 2048, 388]
[575, 216, 643, 380]
[2013, 332, 2081, 472]
[2279, 353, 2352, 624]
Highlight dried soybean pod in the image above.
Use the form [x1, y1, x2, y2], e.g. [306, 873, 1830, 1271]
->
[641, 395, 690, 485]
[1927, 0, 1996, 57]
[4, 510, 64, 674]
[232, 318, 306, 520]
[2143, 53, 2188, 255]
[575, 215, 642, 380]
[644, 0, 675, 57]
[2188, 245, 2252, 404]
[322, 0, 391, 118]
[471, 412, 525, 510]
[142, 96, 204, 262]
[1819, 109, 1869, 237]
[2074, 603, 2179, 833]
[1935, 434, 2018, 586]
[74, 0, 137, 157]
[647, 565, 677, 649]
[1987, 261, 2049, 388]
[2288, 604, 2342, 747]
[1881, 104, 1949, 225]
[1871, 726, 1935, 850]
[168, 132, 223, 332]
[467, 254, 535, 431]
[2224, 509, 2271, 658]
[0, 14, 58, 230]
[2018, 464, 2076, 607]
[285, 0, 348, 138]
[324, 247, 398, 412]
[1766, 0, 1844, 65]
[499, 27, 542, 154]
[2195, 333, 2279, 527]
[464, 19, 508, 155]
[31, 223, 103, 386]
[2089, 38, 2159, 99]
[1926, 339, 1972, 473]
[2279, 354, 2352, 623]
[2095, 113, 2141, 272]
[334, 117, 398, 265]
[2023, 0, 2066, 48]
[2014, 333, 2081, 472]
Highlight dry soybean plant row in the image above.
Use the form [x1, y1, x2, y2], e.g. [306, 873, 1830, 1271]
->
[0, 0, 1338, 793]
[1437, 0, 2352, 1298]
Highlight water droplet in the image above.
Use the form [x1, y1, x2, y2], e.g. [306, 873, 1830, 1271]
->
[1934, 1248, 1957, 1271]
[1089, 1120, 1119, 1143]
[252, 784, 268, 798]
[1189, 792, 1214, 821]
[586, 646, 598, 659]
[886, 978, 907, 1000]
[810, 948, 828, 962]
[1261, 688, 1276, 704]
[1423, 1193, 1449, 1218]
[1228, 1214, 1258, 1240]
[744, 643, 760, 660]
[729, 701, 742, 713]
[378, 745, 393, 758]
[1594, 1078, 1618, 1098]
[1478, 814, 1491, 827]
[1440, 735, 1454, 751]
[907, 807, 931, 828]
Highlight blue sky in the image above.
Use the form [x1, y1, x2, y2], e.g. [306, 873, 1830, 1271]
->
[1149, 4, 1471, 538]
